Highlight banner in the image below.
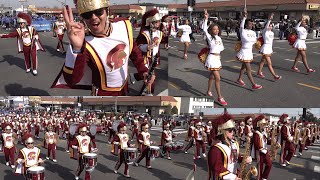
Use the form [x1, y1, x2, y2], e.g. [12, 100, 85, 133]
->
[32, 19, 52, 32]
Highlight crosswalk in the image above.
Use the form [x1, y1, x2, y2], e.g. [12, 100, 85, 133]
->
[308, 141, 320, 174]
[150, 126, 187, 134]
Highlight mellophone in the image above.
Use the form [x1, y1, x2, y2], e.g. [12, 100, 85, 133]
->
[26, 166, 45, 180]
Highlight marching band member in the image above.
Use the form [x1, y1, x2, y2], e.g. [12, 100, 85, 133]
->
[291, 16, 315, 73]
[135, 122, 152, 168]
[204, 120, 213, 146]
[293, 121, 304, 156]
[202, 9, 227, 105]
[132, 8, 163, 94]
[88, 120, 98, 151]
[238, 121, 245, 147]
[252, 115, 272, 180]
[257, 13, 281, 80]
[108, 116, 116, 144]
[34, 118, 41, 139]
[113, 122, 131, 178]
[236, 10, 262, 90]
[51, 0, 154, 96]
[193, 120, 207, 159]
[1, 124, 17, 168]
[279, 114, 294, 167]
[161, 122, 176, 160]
[72, 123, 92, 180]
[0, 12, 45, 75]
[303, 122, 311, 150]
[45, 123, 58, 162]
[207, 113, 252, 180]
[244, 116, 254, 138]
[131, 115, 139, 140]
[160, 15, 171, 49]
[15, 133, 44, 176]
[184, 119, 195, 154]
[55, 14, 67, 53]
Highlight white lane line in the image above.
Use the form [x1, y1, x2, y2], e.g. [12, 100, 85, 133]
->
[312, 52, 320, 55]
[311, 155, 320, 161]
[157, 89, 168, 96]
[309, 146, 320, 150]
[273, 47, 287, 50]
[284, 59, 302, 63]
[196, 43, 206, 46]
[306, 150, 320, 153]
[306, 41, 320, 44]
[314, 166, 320, 173]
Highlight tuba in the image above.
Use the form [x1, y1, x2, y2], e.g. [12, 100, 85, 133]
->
[270, 127, 281, 161]
[238, 137, 258, 180]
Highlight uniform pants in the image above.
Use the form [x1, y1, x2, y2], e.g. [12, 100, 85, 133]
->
[22, 45, 37, 70]
[4, 147, 15, 165]
[131, 129, 138, 139]
[47, 143, 56, 159]
[76, 155, 91, 180]
[195, 140, 205, 157]
[136, 146, 151, 167]
[57, 34, 65, 51]
[115, 150, 129, 175]
[258, 153, 272, 180]
[282, 141, 294, 162]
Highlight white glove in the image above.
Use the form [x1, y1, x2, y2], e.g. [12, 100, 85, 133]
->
[260, 149, 267, 154]
[33, 35, 39, 40]
[299, 138, 302, 141]
[113, 142, 119, 145]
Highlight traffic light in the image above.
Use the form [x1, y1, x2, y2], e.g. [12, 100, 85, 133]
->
[187, 0, 192, 6]
[192, 0, 196, 6]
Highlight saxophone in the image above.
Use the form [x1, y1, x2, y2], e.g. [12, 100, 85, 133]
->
[270, 127, 281, 161]
[238, 137, 258, 180]
[293, 127, 300, 145]
[301, 128, 309, 145]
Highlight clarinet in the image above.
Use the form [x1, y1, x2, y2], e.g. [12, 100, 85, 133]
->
[140, 24, 157, 96]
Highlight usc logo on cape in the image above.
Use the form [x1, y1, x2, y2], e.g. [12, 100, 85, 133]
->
[81, 139, 88, 146]
[27, 152, 36, 160]
[22, 31, 30, 39]
[107, 44, 127, 71]
[5, 136, 12, 141]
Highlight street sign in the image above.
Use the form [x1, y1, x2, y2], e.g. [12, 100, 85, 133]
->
[188, 6, 193, 12]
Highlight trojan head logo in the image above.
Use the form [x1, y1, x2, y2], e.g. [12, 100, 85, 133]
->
[81, 139, 88, 146]
[5, 136, 12, 142]
[122, 136, 127, 142]
[106, 44, 127, 71]
[22, 31, 30, 39]
[146, 135, 150, 140]
[49, 135, 54, 139]
[27, 152, 36, 160]
[152, 37, 160, 46]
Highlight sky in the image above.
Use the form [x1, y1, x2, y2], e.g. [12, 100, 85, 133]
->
[209, 108, 320, 118]
[0, 0, 231, 9]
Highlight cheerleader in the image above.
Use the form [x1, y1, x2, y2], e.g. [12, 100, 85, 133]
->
[257, 13, 282, 80]
[177, 18, 192, 59]
[202, 9, 227, 106]
[291, 16, 316, 73]
[236, 10, 262, 90]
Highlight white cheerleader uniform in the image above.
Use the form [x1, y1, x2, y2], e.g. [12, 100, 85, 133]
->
[293, 21, 307, 50]
[202, 19, 224, 70]
[177, 23, 192, 43]
[236, 17, 257, 62]
[260, 20, 274, 56]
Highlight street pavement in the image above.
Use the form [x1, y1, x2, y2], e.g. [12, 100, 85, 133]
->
[1, 126, 319, 180]
[0, 28, 168, 96]
[168, 32, 320, 107]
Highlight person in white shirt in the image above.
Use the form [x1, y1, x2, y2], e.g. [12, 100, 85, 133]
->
[202, 9, 227, 106]
[177, 18, 192, 59]
[291, 16, 316, 73]
[257, 13, 282, 80]
[236, 10, 263, 90]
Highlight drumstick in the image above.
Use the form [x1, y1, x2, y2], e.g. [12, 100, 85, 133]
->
[244, 0, 247, 11]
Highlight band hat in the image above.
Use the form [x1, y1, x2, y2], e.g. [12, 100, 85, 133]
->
[74, 0, 109, 15]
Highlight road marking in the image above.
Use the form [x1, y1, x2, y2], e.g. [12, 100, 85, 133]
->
[157, 89, 168, 96]
[169, 82, 181, 90]
[226, 60, 236, 62]
[311, 155, 320, 161]
[289, 162, 304, 168]
[306, 41, 320, 44]
[312, 52, 320, 55]
[297, 83, 320, 91]
[233, 66, 256, 72]
[196, 43, 206, 46]
[284, 59, 302, 63]
[274, 47, 287, 50]
[314, 166, 320, 173]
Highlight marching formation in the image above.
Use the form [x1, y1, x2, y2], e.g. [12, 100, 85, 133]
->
[0, 110, 319, 180]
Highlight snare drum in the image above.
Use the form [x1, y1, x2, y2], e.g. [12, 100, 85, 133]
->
[149, 146, 160, 159]
[173, 142, 184, 151]
[83, 153, 97, 172]
[26, 166, 45, 180]
[124, 148, 138, 164]
[111, 144, 120, 156]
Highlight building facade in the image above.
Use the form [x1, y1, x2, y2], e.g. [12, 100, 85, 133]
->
[180, 97, 215, 115]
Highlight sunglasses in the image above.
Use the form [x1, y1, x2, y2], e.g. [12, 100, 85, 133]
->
[81, 8, 105, 20]
[27, 142, 33, 145]
[81, 131, 87, 133]
[226, 128, 236, 133]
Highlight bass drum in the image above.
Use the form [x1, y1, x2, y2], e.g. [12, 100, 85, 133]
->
[69, 123, 79, 136]
[90, 124, 97, 136]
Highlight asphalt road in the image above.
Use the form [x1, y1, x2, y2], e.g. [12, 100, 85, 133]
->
[168, 32, 320, 107]
[0, 126, 319, 180]
[0, 28, 168, 96]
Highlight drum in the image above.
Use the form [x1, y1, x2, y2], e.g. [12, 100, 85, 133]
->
[164, 142, 174, 151]
[149, 146, 160, 159]
[26, 166, 45, 180]
[89, 124, 97, 136]
[124, 148, 138, 164]
[111, 143, 120, 156]
[69, 123, 79, 136]
[172, 142, 184, 151]
[83, 153, 98, 172]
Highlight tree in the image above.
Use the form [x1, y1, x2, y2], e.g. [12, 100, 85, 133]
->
[164, 104, 172, 114]
[0, 101, 5, 107]
[171, 106, 178, 115]
[301, 110, 319, 123]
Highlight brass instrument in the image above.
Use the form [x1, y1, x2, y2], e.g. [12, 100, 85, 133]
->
[301, 128, 308, 145]
[270, 127, 281, 161]
[293, 127, 300, 145]
[238, 137, 258, 180]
